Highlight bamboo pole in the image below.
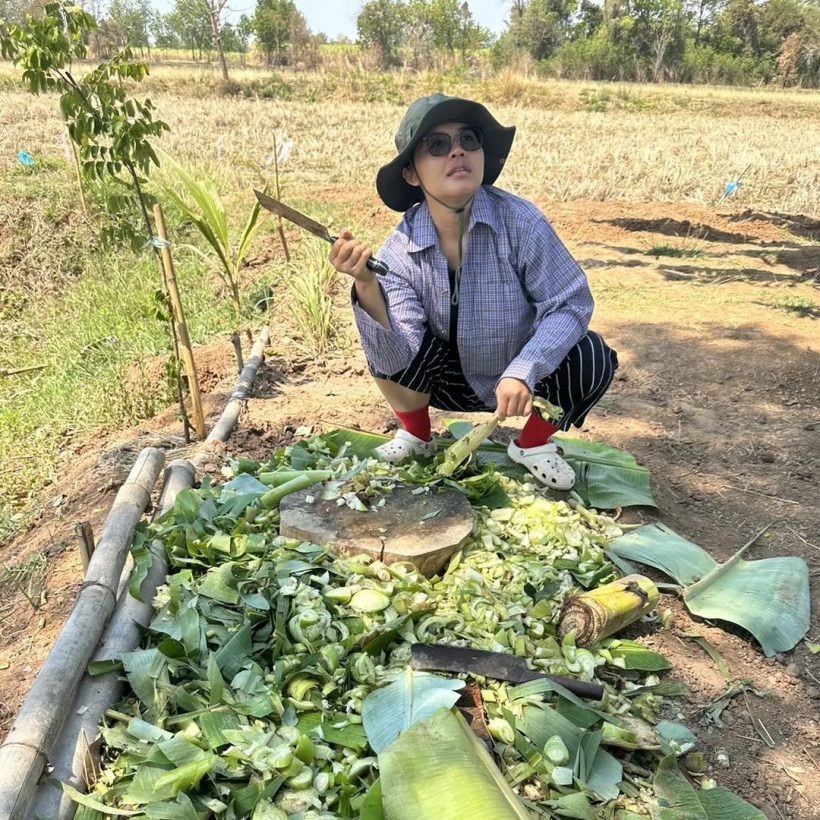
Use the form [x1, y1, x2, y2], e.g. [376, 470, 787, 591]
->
[153, 203, 206, 441]
[31, 459, 196, 820]
[0, 448, 164, 820]
[31, 325, 270, 819]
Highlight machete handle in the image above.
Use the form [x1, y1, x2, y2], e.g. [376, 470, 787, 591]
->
[328, 235, 389, 277]
[538, 673, 605, 702]
[365, 256, 389, 276]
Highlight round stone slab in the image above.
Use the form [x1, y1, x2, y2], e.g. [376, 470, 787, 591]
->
[279, 483, 475, 577]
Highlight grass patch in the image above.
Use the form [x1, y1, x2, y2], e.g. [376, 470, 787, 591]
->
[0, 550, 47, 608]
[285, 237, 340, 355]
[0, 241, 237, 541]
[647, 243, 705, 258]
[772, 294, 820, 318]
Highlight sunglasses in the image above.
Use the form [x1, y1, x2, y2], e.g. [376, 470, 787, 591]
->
[420, 127, 483, 157]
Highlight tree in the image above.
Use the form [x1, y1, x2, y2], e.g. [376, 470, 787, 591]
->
[429, 0, 461, 51]
[686, 0, 723, 47]
[167, 0, 211, 59]
[151, 12, 181, 48]
[237, 13, 253, 52]
[713, 0, 760, 56]
[420, 0, 489, 57]
[574, 0, 603, 39]
[405, 0, 434, 66]
[456, 1, 490, 56]
[758, 0, 806, 57]
[0, 0, 45, 24]
[105, 0, 151, 54]
[507, 0, 578, 61]
[357, 0, 407, 66]
[202, 0, 230, 79]
[254, 0, 307, 64]
[627, 0, 687, 80]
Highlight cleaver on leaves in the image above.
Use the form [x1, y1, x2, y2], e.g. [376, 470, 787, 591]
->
[410, 643, 604, 701]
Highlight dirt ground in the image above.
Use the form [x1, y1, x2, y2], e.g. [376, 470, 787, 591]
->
[1, 199, 818, 818]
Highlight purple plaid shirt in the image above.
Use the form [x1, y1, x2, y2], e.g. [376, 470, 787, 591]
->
[352, 186, 594, 408]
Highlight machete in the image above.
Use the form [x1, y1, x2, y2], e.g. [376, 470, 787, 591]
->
[410, 643, 605, 701]
[254, 189, 389, 276]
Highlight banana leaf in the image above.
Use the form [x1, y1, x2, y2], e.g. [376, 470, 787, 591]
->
[518, 705, 623, 801]
[361, 667, 464, 754]
[444, 423, 654, 509]
[378, 707, 531, 820]
[321, 428, 389, 458]
[142, 793, 199, 819]
[654, 754, 766, 819]
[49, 779, 137, 816]
[609, 524, 810, 656]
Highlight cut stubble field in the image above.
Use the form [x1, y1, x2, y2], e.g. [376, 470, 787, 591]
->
[0, 67, 819, 816]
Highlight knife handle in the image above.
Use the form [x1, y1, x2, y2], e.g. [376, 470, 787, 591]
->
[328, 235, 388, 277]
[540, 674, 605, 702]
[366, 256, 389, 276]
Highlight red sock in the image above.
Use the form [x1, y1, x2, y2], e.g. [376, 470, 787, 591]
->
[394, 406, 432, 442]
[516, 411, 559, 448]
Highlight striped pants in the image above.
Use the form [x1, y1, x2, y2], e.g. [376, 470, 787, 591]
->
[372, 331, 618, 431]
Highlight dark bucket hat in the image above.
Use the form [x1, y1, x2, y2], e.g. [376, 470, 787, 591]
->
[376, 93, 516, 212]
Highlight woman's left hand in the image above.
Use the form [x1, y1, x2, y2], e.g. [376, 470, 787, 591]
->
[495, 378, 533, 421]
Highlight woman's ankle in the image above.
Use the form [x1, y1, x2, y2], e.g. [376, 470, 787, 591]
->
[394, 406, 432, 442]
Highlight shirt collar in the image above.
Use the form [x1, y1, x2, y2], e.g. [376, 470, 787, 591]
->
[404, 186, 499, 253]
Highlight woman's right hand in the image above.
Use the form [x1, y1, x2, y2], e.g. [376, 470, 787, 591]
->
[330, 230, 376, 284]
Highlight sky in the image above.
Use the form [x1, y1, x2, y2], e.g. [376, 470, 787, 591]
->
[159, 0, 514, 40]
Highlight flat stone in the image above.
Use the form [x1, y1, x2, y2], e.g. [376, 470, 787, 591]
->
[279, 483, 475, 577]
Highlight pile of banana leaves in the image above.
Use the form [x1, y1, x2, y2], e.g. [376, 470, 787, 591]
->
[65, 430, 766, 819]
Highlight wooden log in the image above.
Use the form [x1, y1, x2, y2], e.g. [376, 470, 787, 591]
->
[556, 574, 659, 646]
[153, 203, 206, 441]
[0, 448, 164, 820]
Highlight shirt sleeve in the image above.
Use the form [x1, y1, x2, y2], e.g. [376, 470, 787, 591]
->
[350, 236, 428, 377]
[500, 209, 594, 391]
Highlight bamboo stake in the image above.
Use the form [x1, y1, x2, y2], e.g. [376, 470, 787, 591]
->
[0, 364, 48, 377]
[230, 331, 244, 374]
[30, 458, 195, 820]
[153, 203, 206, 441]
[74, 522, 95, 573]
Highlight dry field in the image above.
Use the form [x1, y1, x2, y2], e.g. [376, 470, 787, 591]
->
[0, 65, 819, 816]
[1, 64, 818, 217]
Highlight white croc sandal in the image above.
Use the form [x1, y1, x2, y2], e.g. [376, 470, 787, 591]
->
[376, 429, 437, 464]
[507, 440, 576, 490]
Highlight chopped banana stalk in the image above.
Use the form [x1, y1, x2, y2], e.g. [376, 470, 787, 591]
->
[532, 396, 563, 420]
[258, 469, 336, 487]
[438, 416, 500, 477]
[259, 470, 332, 509]
[556, 574, 659, 646]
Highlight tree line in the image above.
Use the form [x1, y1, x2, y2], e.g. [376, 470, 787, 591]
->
[0, 0, 816, 87]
